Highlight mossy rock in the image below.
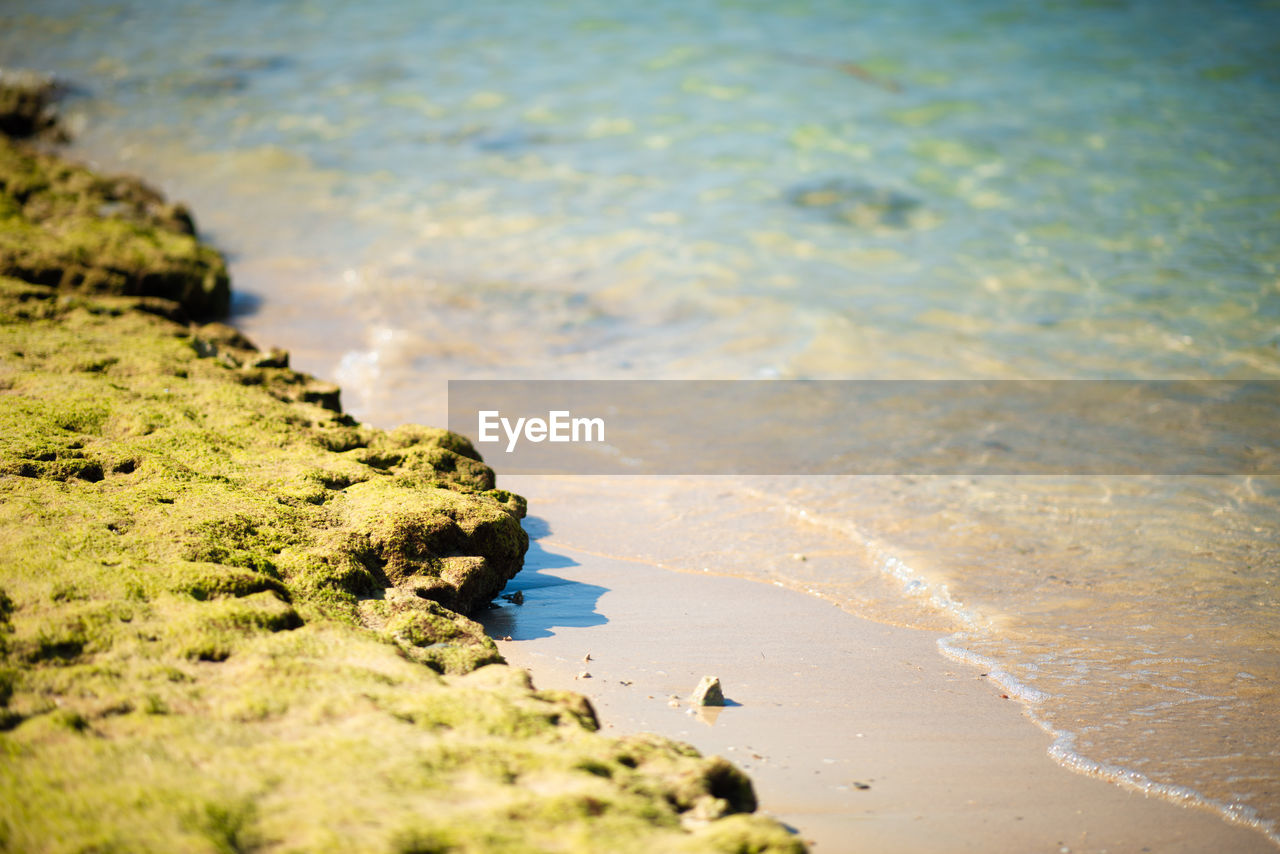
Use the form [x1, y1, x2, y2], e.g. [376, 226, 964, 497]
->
[381, 596, 504, 675]
[381, 423, 485, 460]
[342, 477, 527, 613]
[0, 134, 803, 852]
[0, 137, 228, 318]
[0, 69, 64, 140]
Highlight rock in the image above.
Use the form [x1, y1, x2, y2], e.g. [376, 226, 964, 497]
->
[380, 596, 502, 675]
[0, 137, 231, 318]
[0, 68, 64, 140]
[691, 676, 726, 707]
[530, 688, 599, 731]
[0, 127, 806, 854]
[195, 321, 258, 352]
[245, 347, 289, 369]
[785, 177, 924, 230]
[343, 478, 528, 614]
[296, 381, 342, 412]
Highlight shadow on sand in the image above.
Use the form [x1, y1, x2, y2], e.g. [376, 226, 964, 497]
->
[479, 516, 608, 641]
[228, 287, 262, 318]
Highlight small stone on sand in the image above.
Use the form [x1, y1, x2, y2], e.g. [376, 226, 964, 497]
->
[690, 675, 725, 707]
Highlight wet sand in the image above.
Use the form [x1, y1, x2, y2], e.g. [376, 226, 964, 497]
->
[482, 475, 1275, 854]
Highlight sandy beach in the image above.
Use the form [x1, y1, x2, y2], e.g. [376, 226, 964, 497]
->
[484, 475, 1276, 853]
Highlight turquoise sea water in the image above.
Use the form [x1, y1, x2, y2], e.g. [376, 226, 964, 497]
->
[4, 0, 1278, 844]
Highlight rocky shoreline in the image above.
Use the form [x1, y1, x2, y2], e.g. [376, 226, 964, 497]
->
[0, 74, 802, 852]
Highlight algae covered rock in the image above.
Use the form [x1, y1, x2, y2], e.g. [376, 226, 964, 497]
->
[0, 135, 229, 318]
[0, 283, 804, 852]
[0, 69, 64, 140]
[344, 477, 526, 611]
[0, 116, 804, 852]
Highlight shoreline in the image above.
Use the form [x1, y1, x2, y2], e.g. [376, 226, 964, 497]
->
[935, 633, 1280, 849]
[485, 475, 1279, 853]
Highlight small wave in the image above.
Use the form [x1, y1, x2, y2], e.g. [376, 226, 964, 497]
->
[940, 632, 1280, 848]
[937, 634, 1050, 704]
[736, 482, 990, 631]
[748, 481, 1280, 849]
[1046, 726, 1280, 847]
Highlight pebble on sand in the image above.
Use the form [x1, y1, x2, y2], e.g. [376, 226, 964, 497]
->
[690, 675, 725, 707]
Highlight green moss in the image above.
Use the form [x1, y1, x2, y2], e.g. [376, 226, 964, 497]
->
[0, 135, 802, 852]
[180, 513, 288, 577]
[382, 598, 502, 675]
[343, 478, 527, 613]
[484, 488, 528, 519]
[0, 137, 228, 318]
[185, 798, 261, 854]
[684, 815, 808, 854]
[382, 423, 484, 460]
[0, 668, 16, 707]
[392, 445, 497, 492]
[537, 690, 602, 732]
[30, 618, 89, 662]
[168, 564, 291, 603]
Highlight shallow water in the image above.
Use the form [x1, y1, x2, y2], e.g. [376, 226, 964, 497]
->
[4, 0, 1278, 844]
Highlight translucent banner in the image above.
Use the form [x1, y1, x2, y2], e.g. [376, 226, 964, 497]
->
[447, 380, 1280, 475]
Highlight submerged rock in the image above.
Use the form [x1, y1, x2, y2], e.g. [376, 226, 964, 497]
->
[206, 54, 294, 74]
[786, 177, 925, 230]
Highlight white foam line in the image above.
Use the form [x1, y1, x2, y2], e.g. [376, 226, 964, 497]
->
[936, 635, 1050, 704]
[939, 633, 1280, 849]
[744, 486, 987, 630]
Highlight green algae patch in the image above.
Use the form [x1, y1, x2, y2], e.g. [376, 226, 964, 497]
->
[886, 99, 980, 128]
[0, 138, 804, 851]
[0, 136, 229, 318]
[0, 277, 529, 671]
